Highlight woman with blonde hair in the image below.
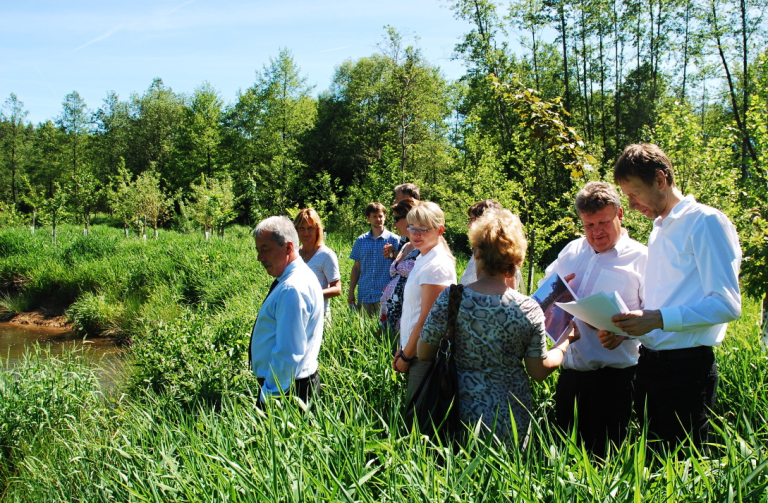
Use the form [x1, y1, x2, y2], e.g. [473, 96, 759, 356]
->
[417, 209, 578, 443]
[294, 209, 341, 317]
[393, 202, 457, 400]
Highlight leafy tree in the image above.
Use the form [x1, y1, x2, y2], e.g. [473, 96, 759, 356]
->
[133, 169, 172, 239]
[42, 181, 67, 244]
[225, 49, 316, 219]
[56, 91, 90, 180]
[66, 170, 100, 236]
[28, 121, 66, 196]
[92, 92, 130, 183]
[108, 158, 138, 237]
[0, 93, 29, 206]
[172, 82, 224, 190]
[187, 175, 236, 238]
[126, 79, 185, 180]
[19, 174, 45, 233]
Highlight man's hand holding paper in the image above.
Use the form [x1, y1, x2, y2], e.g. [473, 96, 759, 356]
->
[610, 309, 663, 336]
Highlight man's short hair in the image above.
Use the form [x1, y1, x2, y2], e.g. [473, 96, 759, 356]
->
[395, 183, 420, 200]
[613, 143, 676, 187]
[467, 199, 502, 219]
[575, 182, 622, 215]
[253, 216, 299, 249]
[365, 202, 386, 217]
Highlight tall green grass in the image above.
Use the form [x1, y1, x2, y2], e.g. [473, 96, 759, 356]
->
[0, 225, 767, 501]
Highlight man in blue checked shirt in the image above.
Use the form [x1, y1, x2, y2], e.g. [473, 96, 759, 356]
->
[347, 202, 401, 316]
[250, 216, 324, 406]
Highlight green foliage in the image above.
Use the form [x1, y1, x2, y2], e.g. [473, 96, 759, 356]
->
[0, 348, 102, 480]
[187, 174, 236, 237]
[0, 296, 767, 500]
[226, 48, 317, 219]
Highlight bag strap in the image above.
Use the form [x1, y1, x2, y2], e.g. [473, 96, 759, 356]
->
[443, 284, 464, 343]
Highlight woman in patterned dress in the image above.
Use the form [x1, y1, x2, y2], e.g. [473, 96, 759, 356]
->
[380, 198, 420, 336]
[418, 209, 579, 443]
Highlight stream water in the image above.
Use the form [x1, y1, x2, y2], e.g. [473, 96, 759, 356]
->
[0, 322, 124, 386]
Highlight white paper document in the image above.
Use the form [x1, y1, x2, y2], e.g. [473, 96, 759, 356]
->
[555, 291, 633, 337]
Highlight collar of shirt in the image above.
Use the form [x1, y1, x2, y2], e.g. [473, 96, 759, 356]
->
[610, 229, 632, 255]
[414, 244, 443, 262]
[655, 194, 696, 229]
[277, 258, 301, 282]
[366, 228, 393, 240]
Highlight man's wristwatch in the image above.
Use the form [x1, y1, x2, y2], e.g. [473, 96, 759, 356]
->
[398, 350, 416, 363]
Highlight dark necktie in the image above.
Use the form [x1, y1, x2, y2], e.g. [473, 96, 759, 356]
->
[249, 279, 280, 367]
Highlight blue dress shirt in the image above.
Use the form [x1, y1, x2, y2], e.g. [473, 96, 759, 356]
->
[251, 259, 324, 401]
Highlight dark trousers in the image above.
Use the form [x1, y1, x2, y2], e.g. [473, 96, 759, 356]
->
[257, 371, 320, 404]
[635, 346, 717, 448]
[555, 365, 636, 458]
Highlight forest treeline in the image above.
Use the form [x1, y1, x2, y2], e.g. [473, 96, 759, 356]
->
[1, 0, 767, 305]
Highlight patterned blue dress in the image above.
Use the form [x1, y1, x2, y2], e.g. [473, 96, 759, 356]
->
[420, 287, 548, 441]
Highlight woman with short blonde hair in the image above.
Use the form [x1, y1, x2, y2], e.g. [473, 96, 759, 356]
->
[394, 201, 457, 401]
[294, 209, 341, 316]
[417, 209, 578, 444]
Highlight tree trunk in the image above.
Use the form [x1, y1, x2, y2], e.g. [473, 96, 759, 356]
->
[526, 228, 536, 295]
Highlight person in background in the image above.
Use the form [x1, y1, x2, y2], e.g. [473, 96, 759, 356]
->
[460, 199, 523, 290]
[393, 202, 457, 400]
[348, 202, 401, 316]
[385, 183, 421, 259]
[380, 198, 421, 337]
[294, 208, 341, 320]
[250, 216, 324, 406]
[541, 182, 646, 457]
[604, 143, 741, 448]
[418, 209, 579, 444]
[394, 183, 421, 203]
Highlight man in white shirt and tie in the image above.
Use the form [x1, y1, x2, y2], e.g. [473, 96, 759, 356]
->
[604, 143, 742, 448]
[251, 216, 324, 406]
[542, 182, 647, 457]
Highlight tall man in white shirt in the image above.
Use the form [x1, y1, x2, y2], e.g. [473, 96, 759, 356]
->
[542, 182, 647, 457]
[251, 216, 324, 406]
[606, 143, 742, 447]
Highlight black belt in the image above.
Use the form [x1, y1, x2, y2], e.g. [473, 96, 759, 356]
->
[257, 370, 319, 388]
[639, 345, 713, 361]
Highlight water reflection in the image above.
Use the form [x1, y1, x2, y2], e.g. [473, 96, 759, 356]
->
[0, 322, 124, 387]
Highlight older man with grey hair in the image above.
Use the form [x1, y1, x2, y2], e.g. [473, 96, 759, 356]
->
[250, 216, 324, 405]
[541, 181, 647, 457]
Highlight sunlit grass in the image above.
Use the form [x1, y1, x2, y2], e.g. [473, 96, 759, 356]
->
[0, 225, 767, 501]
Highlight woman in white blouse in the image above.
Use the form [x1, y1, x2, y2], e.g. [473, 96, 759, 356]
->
[392, 202, 457, 400]
[294, 209, 341, 317]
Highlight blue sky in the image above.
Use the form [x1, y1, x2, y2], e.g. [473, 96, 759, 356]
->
[1, 0, 482, 124]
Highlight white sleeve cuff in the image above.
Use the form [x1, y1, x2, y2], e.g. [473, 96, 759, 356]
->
[659, 306, 683, 332]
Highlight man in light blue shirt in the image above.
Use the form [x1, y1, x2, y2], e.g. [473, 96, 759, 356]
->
[251, 216, 324, 405]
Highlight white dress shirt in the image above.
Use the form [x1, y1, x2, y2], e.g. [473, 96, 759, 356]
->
[400, 245, 457, 350]
[641, 195, 742, 350]
[541, 230, 647, 370]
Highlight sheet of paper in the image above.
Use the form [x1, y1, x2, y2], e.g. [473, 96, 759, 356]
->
[555, 291, 633, 337]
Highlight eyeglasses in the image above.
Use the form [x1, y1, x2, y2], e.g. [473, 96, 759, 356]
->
[407, 226, 434, 235]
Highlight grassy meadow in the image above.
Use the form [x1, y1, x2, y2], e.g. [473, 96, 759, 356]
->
[0, 224, 767, 501]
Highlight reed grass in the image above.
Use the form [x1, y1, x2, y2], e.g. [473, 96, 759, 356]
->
[0, 225, 766, 501]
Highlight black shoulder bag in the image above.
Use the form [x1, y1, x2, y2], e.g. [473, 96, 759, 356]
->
[405, 283, 463, 441]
